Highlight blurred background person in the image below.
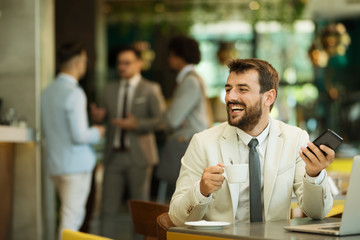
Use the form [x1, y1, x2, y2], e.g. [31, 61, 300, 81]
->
[155, 35, 211, 203]
[90, 46, 165, 239]
[41, 42, 105, 240]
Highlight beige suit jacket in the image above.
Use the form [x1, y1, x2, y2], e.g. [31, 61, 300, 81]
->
[169, 119, 333, 226]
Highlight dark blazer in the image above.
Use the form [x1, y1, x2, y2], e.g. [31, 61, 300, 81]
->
[101, 78, 165, 166]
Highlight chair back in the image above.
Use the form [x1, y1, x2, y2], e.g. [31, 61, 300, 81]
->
[128, 199, 169, 239]
[156, 212, 175, 240]
[62, 229, 113, 240]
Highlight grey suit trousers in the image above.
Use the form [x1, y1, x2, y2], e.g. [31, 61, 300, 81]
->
[100, 151, 151, 238]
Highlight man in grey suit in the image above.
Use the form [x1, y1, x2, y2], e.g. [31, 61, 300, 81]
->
[156, 36, 210, 195]
[169, 58, 334, 226]
[91, 46, 165, 238]
[41, 42, 105, 240]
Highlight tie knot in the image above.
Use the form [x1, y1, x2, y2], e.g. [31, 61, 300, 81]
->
[248, 138, 259, 148]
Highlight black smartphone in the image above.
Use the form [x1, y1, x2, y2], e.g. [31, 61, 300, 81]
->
[307, 129, 343, 156]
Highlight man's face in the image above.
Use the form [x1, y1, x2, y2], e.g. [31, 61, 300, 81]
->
[168, 51, 183, 72]
[225, 70, 265, 132]
[117, 50, 142, 79]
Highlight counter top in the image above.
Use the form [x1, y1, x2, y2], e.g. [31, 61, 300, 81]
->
[0, 126, 34, 142]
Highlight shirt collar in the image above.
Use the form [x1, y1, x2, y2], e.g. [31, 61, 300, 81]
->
[236, 118, 271, 146]
[58, 73, 78, 85]
[121, 73, 141, 88]
[176, 64, 195, 84]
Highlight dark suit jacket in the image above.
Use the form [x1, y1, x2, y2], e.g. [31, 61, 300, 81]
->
[101, 78, 165, 166]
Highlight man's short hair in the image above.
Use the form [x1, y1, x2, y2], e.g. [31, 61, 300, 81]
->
[227, 58, 279, 110]
[57, 42, 85, 69]
[117, 46, 142, 60]
[168, 35, 201, 64]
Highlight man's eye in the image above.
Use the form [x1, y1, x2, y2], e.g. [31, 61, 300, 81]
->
[240, 88, 248, 92]
[225, 88, 231, 93]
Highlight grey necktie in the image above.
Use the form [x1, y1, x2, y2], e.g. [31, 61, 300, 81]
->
[248, 138, 262, 222]
[119, 83, 129, 150]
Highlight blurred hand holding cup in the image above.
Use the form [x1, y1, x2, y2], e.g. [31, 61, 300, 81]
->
[224, 164, 248, 183]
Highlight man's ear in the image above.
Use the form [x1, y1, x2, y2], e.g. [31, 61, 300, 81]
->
[72, 55, 82, 69]
[264, 89, 276, 107]
[137, 59, 144, 70]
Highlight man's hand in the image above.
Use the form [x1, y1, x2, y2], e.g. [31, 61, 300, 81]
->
[111, 113, 138, 130]
[200, 163, 225, 197]
[90, 103, 106, 123]
[300, 142, 335, 177]
[94, 125, 106, 137]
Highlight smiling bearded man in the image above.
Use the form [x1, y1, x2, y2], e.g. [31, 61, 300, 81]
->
[168, 58, 334, 226]
[227, 97, 263, 133]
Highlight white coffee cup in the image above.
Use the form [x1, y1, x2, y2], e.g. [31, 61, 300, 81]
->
[224, 164, 248, 183]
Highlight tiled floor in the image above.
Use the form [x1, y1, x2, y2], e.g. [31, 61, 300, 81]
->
[89, 213, 134, 240]
[87, 165, 134, 240]
[86, 164, 172, 240]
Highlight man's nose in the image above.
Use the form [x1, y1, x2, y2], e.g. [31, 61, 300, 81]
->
[227, 89, 238, 101]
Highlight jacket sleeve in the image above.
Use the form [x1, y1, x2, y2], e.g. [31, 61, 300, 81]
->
[293, 130, 333, 219]
[65, 88, 100, 144]
[300, 173, 333, 219]
[164, 75, 202, 130]
[169, 134, 211, 226]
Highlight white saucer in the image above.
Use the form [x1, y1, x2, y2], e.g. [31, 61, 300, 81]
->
[185, 220, 230, 230]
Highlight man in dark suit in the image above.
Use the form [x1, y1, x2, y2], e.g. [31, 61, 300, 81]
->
[91, 46, 165, 238]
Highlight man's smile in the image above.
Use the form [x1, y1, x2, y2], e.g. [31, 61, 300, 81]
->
[227, 103, 245, 116]
[230, 104, 244, 112]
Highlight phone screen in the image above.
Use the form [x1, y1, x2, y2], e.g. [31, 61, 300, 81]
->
[313, 129, 343, 149]
[308, 129, 343, 156]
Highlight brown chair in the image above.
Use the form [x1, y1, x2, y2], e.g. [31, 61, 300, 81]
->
[156, 212, 175, 240]
[128, 199, 169, 240]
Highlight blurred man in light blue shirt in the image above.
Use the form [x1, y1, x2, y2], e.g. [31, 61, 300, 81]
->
[41, 42, 105, 240]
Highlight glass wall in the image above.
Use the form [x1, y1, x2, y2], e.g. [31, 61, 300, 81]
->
[191, 20, 317, 129]
[190, 18, 360, 156]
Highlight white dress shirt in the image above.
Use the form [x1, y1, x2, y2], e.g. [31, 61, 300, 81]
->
[234, 119, 270, 222]
[113, 74, 141, 148]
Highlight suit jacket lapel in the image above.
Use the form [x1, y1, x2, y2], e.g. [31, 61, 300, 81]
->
[131, 78, 145, 113]
[109, 81, 121, 118]
[219, 124, 241, 220]
[263, 119, 283, 218]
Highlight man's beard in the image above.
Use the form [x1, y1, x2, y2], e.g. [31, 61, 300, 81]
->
[227, 99, 263, 132]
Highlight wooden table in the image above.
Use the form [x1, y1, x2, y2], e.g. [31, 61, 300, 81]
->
[168, 218, 359, 240]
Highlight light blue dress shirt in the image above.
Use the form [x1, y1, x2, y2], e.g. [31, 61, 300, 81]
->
[41, 73, 100, 175]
